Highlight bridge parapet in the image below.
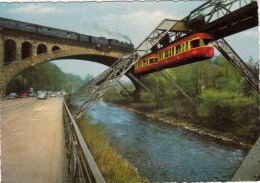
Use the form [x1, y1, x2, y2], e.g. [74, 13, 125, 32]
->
[63, 99, 105, 183]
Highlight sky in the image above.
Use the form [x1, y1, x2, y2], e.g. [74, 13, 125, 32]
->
[0, 1, 258, 80]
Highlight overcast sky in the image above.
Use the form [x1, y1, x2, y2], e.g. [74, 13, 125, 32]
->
[0, 2, 258, 79]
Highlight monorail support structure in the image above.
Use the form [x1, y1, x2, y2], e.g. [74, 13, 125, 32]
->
[71, 19, 189, 119]
[161, 70, 197, 108]
[214, 39, 259, 91]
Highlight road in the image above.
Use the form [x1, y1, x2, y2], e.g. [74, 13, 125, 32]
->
[1, 97, 70, 183]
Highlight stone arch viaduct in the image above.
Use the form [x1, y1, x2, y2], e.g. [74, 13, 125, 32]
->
[0, 24, 132, 97]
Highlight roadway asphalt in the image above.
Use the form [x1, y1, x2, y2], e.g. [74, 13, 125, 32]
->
[1, 97, 70, 183]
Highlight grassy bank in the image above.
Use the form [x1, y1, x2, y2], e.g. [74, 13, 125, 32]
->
[77, 116, 148, 183]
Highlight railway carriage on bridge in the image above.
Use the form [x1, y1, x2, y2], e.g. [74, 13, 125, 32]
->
[134, 33, 214, 75]
[0, 17, 134, 53]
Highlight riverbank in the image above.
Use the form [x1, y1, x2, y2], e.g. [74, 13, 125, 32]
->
[107, 102, 252, 150]
[77, 117, 149, 183]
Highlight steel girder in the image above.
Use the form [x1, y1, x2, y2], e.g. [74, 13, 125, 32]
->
[161, 70, 198, 108]
[214, 39, 259, 91]
[185, 0, 255, 24]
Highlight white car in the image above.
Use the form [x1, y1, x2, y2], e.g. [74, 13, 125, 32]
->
[50, 93, 56, 97]
[37, 92, 47, 99]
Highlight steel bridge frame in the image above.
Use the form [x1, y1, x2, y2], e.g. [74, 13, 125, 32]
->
[185, 0, 255, 24]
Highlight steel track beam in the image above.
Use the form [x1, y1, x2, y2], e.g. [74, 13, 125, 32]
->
[185, 0, 254, 24]
[214, 38, 259, 91]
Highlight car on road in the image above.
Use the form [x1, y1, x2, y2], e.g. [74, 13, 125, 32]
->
[7, 92, 19, 99]
[50, 92, 56, 97]
[37, 92, 47, 100]
[29, 91, 36, 97]
[20, 91, 29, 98]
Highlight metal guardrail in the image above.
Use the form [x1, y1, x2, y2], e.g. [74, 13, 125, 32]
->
[63, 100, 106, 183]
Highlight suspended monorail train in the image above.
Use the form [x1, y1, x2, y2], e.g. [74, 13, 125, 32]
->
[134, 33, 214, 75]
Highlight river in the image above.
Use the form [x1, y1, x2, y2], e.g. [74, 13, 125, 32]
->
[85, 101, 244, 182]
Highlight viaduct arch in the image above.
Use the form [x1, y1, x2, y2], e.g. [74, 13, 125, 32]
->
[0, 32, 135, 97]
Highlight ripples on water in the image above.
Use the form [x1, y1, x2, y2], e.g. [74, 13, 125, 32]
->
[86, 102, 244, 182]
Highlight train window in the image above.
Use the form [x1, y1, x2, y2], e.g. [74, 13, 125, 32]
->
[165, 50, 168, 58]
[186, 42, 189, 50]
[202, 39, 213, 46]
[37, 27, 42, 32]
[149, 59, 153, 64]
[48, 28, 51, 32]
[154, 58, 158, 63]
[176, 45, 181, 54]
[190, 39, 200, 48]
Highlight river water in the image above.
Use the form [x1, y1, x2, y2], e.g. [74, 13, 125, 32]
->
[85, 101, 244, 182]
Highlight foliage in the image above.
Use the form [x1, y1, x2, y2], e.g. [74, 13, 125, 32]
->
[198, 90, 257, 124]
[7, 62, 92, 94]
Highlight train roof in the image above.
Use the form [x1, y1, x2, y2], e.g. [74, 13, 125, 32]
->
[0, 17, 81, 35]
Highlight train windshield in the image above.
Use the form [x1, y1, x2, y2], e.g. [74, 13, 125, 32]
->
[201, 39, 213, 46]
[190, 39, 200, 49]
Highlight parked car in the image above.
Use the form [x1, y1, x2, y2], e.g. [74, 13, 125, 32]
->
[20, 91, 29, 98]
[7, 92, 18, 99]
[37, 92, 47, 100]
[28, 91, 36, 97]
[50, 92, 56, 97]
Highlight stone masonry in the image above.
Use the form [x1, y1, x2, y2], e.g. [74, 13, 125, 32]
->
[0, 29, 127, 97]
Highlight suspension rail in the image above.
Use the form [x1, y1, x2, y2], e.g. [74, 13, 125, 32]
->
[185, 0, 254, 24]
[63, 100, 105, 183]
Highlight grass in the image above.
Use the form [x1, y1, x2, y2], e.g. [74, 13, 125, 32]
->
[77, 116, 149, 183]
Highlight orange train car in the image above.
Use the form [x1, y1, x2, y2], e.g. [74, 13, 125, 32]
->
[134, 33, 214, 75]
